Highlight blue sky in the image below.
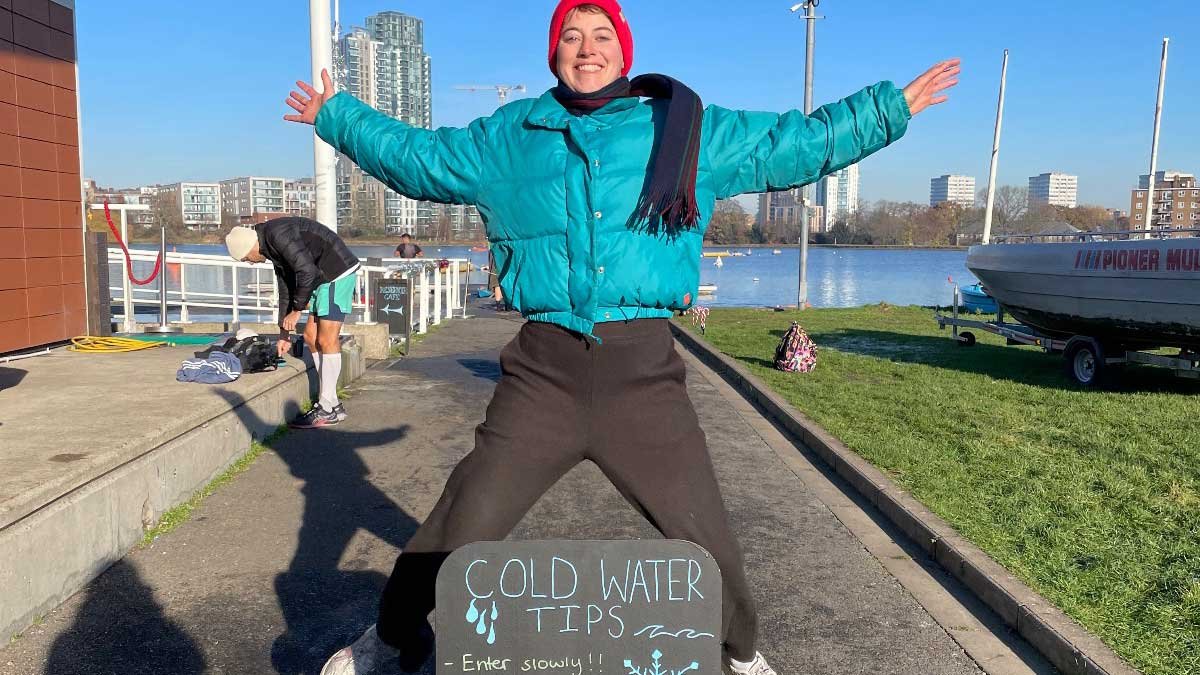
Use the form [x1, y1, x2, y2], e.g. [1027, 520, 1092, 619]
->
[78, 1, 1198, 210]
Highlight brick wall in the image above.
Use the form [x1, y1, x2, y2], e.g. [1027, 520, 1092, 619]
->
[0, 0, 84, 353]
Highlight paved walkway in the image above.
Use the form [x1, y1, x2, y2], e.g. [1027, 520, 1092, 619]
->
[0, 340, 313, 532]
[0, 309, 1051, 675]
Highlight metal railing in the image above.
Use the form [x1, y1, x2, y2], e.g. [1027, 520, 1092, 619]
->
[991, 227, 1200, 244]
[108, 248, 471, 334]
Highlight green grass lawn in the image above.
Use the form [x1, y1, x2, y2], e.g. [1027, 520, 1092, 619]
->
[683, 305, 1199, 675]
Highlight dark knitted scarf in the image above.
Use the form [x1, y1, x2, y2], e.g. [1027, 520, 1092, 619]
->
[553, 75, 703, 237]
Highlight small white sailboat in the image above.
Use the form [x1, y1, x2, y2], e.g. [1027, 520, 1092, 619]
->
[698, 283, 718, 295]
[714, 257, 724, 268]
[772, 249, 782, 255]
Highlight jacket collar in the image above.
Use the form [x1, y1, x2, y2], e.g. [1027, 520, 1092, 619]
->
[254, 223, 277, 262]
[525, 88, 640, 130]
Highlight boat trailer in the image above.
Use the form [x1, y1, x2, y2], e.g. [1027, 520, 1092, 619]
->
[936, 284, 1200, 387]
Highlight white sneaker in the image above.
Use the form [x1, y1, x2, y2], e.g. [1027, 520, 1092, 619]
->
[320, 624, 400, 675]
[728, 652, 778, 675]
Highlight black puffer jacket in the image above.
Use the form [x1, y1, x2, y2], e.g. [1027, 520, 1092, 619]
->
[256, 217, 359, 328]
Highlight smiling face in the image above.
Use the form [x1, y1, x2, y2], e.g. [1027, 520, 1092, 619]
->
[555, 6, 624, 94]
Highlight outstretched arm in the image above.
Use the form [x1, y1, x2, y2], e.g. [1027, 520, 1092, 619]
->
[708, 59, 960, 199]
[285, 69, 487, 205]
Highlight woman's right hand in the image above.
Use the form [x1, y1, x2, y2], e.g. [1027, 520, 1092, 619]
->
[284, 68, 335, 126]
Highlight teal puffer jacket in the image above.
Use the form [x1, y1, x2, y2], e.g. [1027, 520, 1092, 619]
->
[316, 82, 911, 337]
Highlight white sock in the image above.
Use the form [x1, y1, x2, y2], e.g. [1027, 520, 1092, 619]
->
[319, 352, 342, 411]
[729, 655, 757, 673]
[311, 350, 322, 371]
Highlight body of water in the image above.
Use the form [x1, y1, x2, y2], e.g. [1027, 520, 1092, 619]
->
[690, 247, 973, 308]
[121, 245, 975, 318]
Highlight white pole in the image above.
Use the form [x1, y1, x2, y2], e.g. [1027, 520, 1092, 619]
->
[120, 210, 133, 333]
[460, 262, 471, 318]
[363, 271, 375, 324]
[419, 269, 430, 334]
[179, 262, 189, 323]
[982, 49, 1009, 245]
[231, 266, 240, 325]
[310, 0, 338, 232]
[1145, 38, 1169, 240]
[433, 264, 443, 325]
[796, 1, 817, 309]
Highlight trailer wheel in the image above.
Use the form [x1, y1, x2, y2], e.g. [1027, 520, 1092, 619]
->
[958, 331, 977, 347]
[1064, 339, 1106, 387]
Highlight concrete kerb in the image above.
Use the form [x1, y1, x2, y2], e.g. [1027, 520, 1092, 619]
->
[669, 322, 1140, 675]
[0, 340, 364, 645]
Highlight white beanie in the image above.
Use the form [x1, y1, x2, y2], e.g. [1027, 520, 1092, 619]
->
[225, 226, 258, 261]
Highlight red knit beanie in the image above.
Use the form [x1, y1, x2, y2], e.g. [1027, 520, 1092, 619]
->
[547, 0, 634, 78]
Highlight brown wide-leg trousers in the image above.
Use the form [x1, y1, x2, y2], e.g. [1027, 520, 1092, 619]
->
[376, 318, 757, 661]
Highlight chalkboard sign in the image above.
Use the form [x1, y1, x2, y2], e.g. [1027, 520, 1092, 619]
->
[375, 278, 413, 338]
[435, 540, 722, 675]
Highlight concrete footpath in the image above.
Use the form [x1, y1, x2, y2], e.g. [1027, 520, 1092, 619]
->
[0, 334, 365, 649]
[0, 311, 1053, 675]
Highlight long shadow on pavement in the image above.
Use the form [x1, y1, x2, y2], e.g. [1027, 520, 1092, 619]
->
[213, 388, 421, 675]
[454, 358, 501, 383]
[45, 560, 206, 675]
[0, 366, 27, 392]
[35, 370, 421, 675]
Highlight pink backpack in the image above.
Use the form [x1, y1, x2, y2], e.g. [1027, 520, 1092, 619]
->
[774, 321, 818, 373]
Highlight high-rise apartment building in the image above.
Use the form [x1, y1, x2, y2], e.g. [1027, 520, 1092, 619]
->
[815, 164, 860, 231]
[339, 27, 383, 109]
[1130, 171, 1199, 238]
[220, 177, 286, 222]
[335, 12, 448, 235]
[285, 178, 316, 219]
[1139, 170, 1194, 190]
[1028, 172, 1078, 208]
[930, 174, 975, 208]
[755, 190, 823, 237]
[164, 182, 221, 230]
[366, 12, 432, 129]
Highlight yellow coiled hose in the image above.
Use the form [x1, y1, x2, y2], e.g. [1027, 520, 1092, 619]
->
[69, 336, 167, 353]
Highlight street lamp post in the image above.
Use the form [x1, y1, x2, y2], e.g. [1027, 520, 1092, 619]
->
[790, 1, 821, 308]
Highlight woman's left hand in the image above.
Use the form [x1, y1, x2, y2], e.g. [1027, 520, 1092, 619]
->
[903, 58, 961, 116]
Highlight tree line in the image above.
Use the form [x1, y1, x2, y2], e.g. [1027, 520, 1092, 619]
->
[705, 186, 1128, 247]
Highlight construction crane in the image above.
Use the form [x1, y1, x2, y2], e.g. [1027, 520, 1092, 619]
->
[455, 84, 527, 106]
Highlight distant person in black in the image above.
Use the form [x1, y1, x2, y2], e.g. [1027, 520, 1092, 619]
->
[393, 233, 424, 259]
[225, 217, 359, 428]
